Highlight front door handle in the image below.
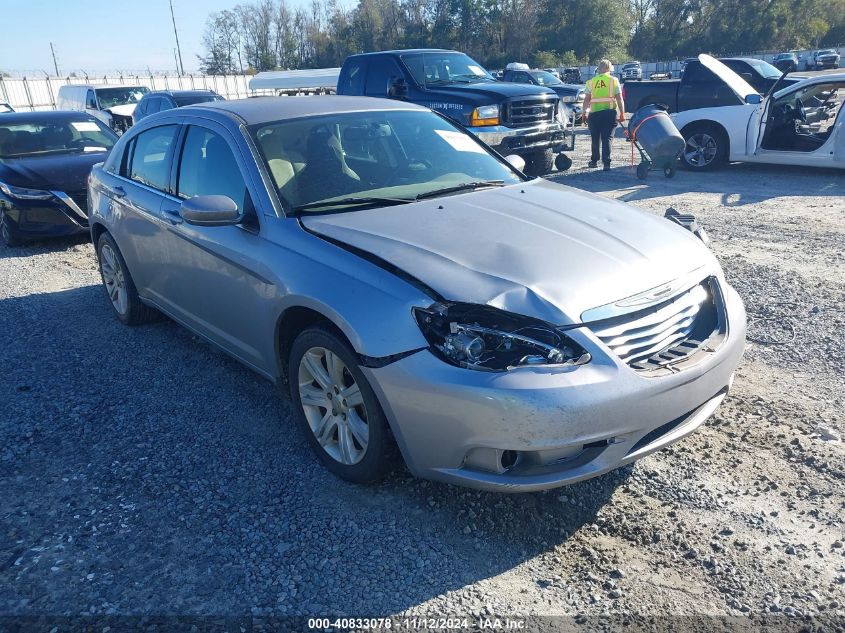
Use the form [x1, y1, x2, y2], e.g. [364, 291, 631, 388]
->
[112, 186, 126, 199]
[162, 209, 183, 225]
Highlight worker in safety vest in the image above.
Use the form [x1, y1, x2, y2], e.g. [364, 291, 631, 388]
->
[582, 59, 625, 171]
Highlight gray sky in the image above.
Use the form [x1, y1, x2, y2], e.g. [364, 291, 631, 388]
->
[2, 0, 317, 75]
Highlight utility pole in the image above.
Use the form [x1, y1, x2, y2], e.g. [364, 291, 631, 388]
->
[174, 49, 180, 76]
[49, 42, 59, 76]
[169, 0, 185, 75]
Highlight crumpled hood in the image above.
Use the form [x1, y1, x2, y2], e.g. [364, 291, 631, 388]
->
[105, 103, 137, 117]
[0, 152, 109, 192]
[301, 179, 718, 325]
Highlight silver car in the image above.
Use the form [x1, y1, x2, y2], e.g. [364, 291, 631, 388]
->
[88, 96, 746, 492]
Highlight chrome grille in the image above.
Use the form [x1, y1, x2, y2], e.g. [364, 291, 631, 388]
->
[502, 98, 556, 127]
[590, 279, 722, 371]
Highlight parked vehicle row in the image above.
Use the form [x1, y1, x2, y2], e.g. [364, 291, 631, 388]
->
[55, 84, 223, 134]
[82, 95, 746, 491]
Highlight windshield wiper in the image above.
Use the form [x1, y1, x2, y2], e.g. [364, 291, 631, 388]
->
[415, 180, 505, 200]
[291, 196, 414, 214]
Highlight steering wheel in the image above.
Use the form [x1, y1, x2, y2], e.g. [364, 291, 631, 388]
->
[68, 137, 95, 149]
[794, 99, 807, 122]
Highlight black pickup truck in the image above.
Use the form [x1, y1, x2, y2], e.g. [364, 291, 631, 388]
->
[623, 57, 800, 113]
[336, 49, 573, 174]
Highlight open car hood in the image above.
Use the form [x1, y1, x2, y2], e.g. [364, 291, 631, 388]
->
[105, 103, 137, 117]
[301, 179, 717, 325]
[699, 54, 759, 102]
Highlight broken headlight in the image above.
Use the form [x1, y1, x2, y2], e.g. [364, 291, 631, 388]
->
[413, 303, 591, 372]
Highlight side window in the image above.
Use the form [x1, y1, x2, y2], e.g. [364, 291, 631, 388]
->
[365, 57, 403, 96]
[85, 90, 97, 109]
[176, 126, 250, 213]
[514, 72, 532, 84]
[339, 59, 366, 95]
[158, 97, 175, 112]
[135, 100, 148, 117]
[126, 125, 178, 191]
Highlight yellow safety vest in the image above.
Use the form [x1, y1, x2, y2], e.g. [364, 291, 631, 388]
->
[589, 73, 618, 112]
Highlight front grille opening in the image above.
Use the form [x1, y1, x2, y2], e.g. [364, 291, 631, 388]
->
[590, 277, 726, 373]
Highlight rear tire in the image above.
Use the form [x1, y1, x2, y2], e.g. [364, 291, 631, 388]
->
[636, 163, 649, 180]
[680, 124, 727, 171]
[288, 327, 396, 484]
[96, 232, 157, 325]
[524, 149, 555, 176]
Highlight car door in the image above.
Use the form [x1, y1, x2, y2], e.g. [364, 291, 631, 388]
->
[155, 120, 273, 372]
[752, 81, 845, 167]
[109, 123, 180, 294]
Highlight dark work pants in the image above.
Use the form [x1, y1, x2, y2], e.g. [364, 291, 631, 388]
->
[588, 108, 617, 166]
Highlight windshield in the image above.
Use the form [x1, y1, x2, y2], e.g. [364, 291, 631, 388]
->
[818, 49, 836, 55]
[173, 94, 223, 107]
[0, 118, 117, 158]
[402, 52, 495, 87]
[623, 63, 639, 69]
[530, 71, 562, 86]
[253, 110, 521, 214]
[95, 87, 149, 109]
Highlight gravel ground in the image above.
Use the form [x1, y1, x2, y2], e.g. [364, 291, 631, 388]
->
[1, 132, 843, 629]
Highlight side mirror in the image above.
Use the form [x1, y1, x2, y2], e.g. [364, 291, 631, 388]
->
[388, 77, 408, 99]
[504, 154, 526, 172]
[745, 94, 763, 104]
[181, 195, 242, 226]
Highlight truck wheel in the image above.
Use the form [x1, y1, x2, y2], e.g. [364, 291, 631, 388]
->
[680, 124, 727, 171]
[525, 149, 555, 176]
[0, 210, 24, 247]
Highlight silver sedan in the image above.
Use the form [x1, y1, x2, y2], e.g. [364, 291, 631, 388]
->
[88, 96, 746, 491]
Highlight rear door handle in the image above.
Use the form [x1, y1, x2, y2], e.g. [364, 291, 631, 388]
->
[162, 209, 183, 225]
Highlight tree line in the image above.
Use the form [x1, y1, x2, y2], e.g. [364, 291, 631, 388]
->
[199, 0, 845, 74]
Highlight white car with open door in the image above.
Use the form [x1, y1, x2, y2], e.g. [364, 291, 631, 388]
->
[672, 54, 844, 171]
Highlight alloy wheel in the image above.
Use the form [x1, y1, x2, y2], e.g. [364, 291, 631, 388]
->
[99, 243, 129, 315]
[684, 133, 718, 168]
[298, 346, 369, 465]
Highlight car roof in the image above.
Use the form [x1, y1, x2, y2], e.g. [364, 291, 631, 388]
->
[189, 95, 428, 125]
[0, 110, 100, 123]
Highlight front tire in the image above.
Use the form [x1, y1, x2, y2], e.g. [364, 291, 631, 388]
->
[0, 210, 23, 247]
[96, 232, 157, 325]
[288, 327, 396, 484]
[680, 124, 727, 171]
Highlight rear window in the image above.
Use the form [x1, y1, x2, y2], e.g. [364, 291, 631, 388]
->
[173, 94, 223, 107]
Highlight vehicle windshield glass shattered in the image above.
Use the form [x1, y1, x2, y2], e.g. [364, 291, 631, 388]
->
[402, 52, 496, 86]
[95, 87, 149, 108]
[252, 110, 521, 214]
[0, 119, 117, 158]
[530, 71, 562, 86]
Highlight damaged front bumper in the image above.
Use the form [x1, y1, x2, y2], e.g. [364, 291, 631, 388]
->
[363, 282, 746, 492]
